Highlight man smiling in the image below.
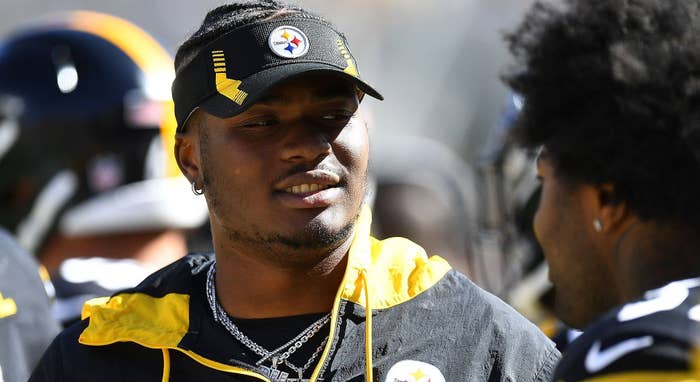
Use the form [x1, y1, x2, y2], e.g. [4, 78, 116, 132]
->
[178, 73, 369, 321]
[31, 2, 558, 381]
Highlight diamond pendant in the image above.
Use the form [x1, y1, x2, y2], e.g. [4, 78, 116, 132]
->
[256, 365, 313, 382]
[257, 365, 290, 382]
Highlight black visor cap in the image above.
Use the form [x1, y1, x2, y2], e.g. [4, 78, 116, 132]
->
[172, 17, 382, 132]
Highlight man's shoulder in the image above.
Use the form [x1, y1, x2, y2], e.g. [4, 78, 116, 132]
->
[74, 253, 212, 349]
[127, 252, 214, 295]
[422, 267, 544, 328]
[369, 235, 551, 332]
[30, 319, 163, 381]
[367, 261, 560, 381]
[554, 278, 700, 381]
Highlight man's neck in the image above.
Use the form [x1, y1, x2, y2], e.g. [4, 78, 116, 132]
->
[616, 222, 700, 302]
[212, 234, 353, 319]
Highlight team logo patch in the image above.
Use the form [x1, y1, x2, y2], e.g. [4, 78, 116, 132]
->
[384, 360, 446, 382]
[268, 26, 309, 59]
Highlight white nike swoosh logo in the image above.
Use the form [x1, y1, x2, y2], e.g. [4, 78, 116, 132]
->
[584, 336, 654, 374]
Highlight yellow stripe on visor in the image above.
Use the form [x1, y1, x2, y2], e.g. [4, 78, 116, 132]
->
[66, 11, 180, 177]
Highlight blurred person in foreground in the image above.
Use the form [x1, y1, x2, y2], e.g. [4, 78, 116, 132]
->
[0, 228, 59, 382]
[503, 0, 700, 380]
[0, 11, 208, 326]
[31, 1, 559, 381]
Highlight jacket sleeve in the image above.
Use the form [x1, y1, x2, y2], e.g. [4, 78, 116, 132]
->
[532, 346, 560, 382]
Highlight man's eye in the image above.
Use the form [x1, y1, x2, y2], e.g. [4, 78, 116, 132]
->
[240, 119, 277, 128]
[320, 114, 353, 122]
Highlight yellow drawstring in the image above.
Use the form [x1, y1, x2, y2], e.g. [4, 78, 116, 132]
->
[360, 269, 373, 382]
[161, 349, 171, 382]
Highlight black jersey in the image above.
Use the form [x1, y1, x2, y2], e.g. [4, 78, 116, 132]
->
[553, 278, 700, 381]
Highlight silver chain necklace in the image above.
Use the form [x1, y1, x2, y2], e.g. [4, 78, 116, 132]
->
[206, 264, 330, 381]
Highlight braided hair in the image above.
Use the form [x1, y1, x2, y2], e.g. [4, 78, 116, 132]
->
[175, 1, 329, 74]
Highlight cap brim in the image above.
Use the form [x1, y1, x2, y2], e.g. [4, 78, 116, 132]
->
[198, 62, 383, 120]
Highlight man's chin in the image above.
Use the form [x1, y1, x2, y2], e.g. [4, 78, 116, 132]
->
[277, 219, 355, 250]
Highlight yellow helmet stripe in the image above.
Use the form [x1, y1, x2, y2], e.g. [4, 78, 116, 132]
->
[66, 10, 172, 75]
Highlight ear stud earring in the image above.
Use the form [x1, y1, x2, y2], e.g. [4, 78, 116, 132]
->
[593, 218, 603, 232]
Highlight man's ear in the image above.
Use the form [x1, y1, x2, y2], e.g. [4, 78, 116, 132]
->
[590, 183, 631, 234]
[174, 131, 200, 184]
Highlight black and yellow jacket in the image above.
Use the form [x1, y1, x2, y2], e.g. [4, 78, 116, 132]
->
[30, 208, 559, 381]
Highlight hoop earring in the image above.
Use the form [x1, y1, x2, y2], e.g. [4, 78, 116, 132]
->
[593, 218, 603, 232]
[192, 181, 205, 195]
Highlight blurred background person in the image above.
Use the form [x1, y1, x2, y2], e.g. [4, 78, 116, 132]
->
[503, 0, 700, 380]
[0, 11, 208, 326]
[368, 133, 480, 276]
[0, 228, 59, 382]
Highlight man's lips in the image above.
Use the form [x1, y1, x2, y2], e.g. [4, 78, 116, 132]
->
[273, 170, 343, 209]
[274, 170, 341, 193]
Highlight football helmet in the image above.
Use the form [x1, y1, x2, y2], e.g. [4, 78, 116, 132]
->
[0, 11, 207, 253]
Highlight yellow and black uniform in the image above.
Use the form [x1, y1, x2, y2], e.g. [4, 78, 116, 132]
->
[553, 278, 700, 381]
[30, 208, 559, 381]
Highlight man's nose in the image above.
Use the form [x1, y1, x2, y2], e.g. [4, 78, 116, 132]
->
[279, 125, 333, 163]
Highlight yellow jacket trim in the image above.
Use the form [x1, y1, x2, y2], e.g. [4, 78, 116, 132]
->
[161, 349, 170, 382]
[80, 293, 190, 348]
[67, 11, 172, 75]
[83, 311, 270, 382]
[173, 348, 270, 381]
[341, 205, 452, 309]
[309, 261, 348, 382]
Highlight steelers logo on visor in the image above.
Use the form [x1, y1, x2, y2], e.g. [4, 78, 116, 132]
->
[268, 26, 309, 59]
